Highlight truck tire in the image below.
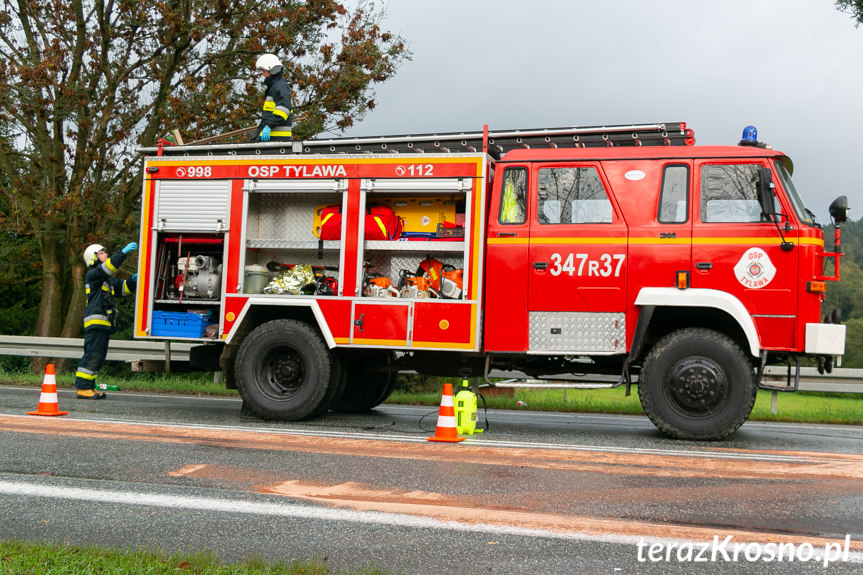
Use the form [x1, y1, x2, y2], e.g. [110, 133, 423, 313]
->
[639, 328, 756, 440]
[234, 319, 331, 421]
[309, 351, 347, 417]
[332, 350, 397, 412]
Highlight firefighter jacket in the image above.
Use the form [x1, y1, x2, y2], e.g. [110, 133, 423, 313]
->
[82, 249, 137, 332]
[252, 70, 293, 141]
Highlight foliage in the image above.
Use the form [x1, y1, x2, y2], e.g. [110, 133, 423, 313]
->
[395, 373, 444, 394]
[823, 218, 862, 328]
[0, 0, 409, 346]
[836, 0, 863, 25]
[841, 317, 863, 368]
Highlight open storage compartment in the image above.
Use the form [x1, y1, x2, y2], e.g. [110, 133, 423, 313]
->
[150, 233, 225, 339]
[359, 177, 471, 300]
[242, 178, 346, 295]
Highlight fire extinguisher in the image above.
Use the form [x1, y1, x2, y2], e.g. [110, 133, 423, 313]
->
[454, 378, 483, 435]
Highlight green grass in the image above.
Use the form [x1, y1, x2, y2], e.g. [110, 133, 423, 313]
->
[0, 540, 388, 574]
[0, 368, 238, 396]
[391, 386, 863, 425]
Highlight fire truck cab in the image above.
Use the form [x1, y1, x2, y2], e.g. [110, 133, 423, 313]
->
[135, 123, 848, 440]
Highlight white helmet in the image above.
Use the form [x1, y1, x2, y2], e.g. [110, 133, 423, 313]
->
[83, 243, 105, 266]
[255, 53, 283, 75]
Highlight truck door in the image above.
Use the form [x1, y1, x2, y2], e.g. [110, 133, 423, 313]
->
[691, 161, 799, 350]
[484, 166, 530, 352]
[527, 164, 627, 353]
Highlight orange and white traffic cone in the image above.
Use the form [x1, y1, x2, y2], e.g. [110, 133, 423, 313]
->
[27, 364, 68, 417]
[427, 383, 465, 443]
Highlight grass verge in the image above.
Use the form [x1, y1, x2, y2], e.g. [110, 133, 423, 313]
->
[1, 369, 859, 425]
[0, 540, 387, 574]
[0, 369, 237, 396]
[390, 386, 862, 425]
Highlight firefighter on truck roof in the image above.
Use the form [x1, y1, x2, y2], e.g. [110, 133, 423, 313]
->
[74, 242, 138, 399]
[250, 53, 293, 143]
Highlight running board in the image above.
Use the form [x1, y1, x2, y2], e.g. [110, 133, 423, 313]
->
[482, 355, 625, 390]
[758, 355, 801, 392]
[480, 380, 622, 390]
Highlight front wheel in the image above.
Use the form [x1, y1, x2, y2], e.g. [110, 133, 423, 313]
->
[639, 328, 756, 440]
[234, 319, 332, 421]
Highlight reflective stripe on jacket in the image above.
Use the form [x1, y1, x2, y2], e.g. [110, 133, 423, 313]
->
[255, 70, 293, 140]
[82, 249, 137, 332]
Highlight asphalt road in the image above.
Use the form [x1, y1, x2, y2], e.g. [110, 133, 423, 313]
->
[1, 385, 862, 574]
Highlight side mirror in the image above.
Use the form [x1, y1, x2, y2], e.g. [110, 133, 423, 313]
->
[757, 167, 776, 220]
[829, 196, 848, 227]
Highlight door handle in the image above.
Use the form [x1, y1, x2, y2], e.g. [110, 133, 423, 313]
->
[354, 313, 364, 333]
[496, 232, 518, 237]
[533, 261, 548, 270]
[696, 262, 713, 270]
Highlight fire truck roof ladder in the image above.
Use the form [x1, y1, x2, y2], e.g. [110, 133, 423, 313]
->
[138, 122, 693, 158]
[301, 122, 693, 158]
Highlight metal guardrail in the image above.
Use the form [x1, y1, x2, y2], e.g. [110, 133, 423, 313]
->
[488, 366, 863, 394]
[761, 365, 863, 394]
[0, 335, 861, 393]
[0, 335, 192, 363]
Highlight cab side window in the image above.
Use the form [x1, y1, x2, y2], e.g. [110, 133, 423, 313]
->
[658, 165, 689, 223]
[537, 166, 611, 224]
[499, 167, 527, 225]
[700, 164, 777, 223]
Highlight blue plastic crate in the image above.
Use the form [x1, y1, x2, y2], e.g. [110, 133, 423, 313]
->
[151, 311, 207, 338]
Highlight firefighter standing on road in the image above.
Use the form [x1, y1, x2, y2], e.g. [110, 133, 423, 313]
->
[74, 242, 138, 399]
[250, 53, 293, 143]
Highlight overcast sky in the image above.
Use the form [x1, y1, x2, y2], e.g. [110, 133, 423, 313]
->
[342, 1, 863, 224]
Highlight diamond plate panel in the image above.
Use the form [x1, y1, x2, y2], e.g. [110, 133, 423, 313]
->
[529, 312, 625, 353]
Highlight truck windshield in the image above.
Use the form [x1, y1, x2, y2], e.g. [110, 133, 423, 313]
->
[775, 159, 815, 226]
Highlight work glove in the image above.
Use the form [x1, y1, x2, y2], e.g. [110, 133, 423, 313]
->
[261, 126, 271, 142]
[122, 242, 137, 254]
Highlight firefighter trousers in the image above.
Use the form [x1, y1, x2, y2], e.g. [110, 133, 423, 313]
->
[74, 328, 111, 390]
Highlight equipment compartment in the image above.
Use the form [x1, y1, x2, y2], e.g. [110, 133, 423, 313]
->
[243, 181, 345, 294]
[360, 177, 471, 301]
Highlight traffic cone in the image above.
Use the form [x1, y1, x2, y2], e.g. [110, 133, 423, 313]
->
[27, 364, 68, 417]
[427, 383, 465, 443]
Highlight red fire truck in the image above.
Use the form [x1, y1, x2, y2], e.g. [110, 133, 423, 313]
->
[134, 122, 848, 440]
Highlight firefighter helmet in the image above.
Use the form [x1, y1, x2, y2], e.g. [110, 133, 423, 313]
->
[83, 243, 105, 266]
[255, 53, 283, 75]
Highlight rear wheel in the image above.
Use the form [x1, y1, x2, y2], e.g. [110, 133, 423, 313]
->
[234, 319, 331, 420]
[310, 351, 347, 417]
[332, 350, 397, 412]
[639, 328, 756, 440]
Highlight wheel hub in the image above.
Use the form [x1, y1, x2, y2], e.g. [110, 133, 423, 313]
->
[667, 358, 727, 413]
[265, 351, 304, 394]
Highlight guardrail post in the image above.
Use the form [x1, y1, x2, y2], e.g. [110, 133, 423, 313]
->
[164, 341, 171, 373]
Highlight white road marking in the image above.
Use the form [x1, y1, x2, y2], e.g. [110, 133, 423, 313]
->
[2, 478, 861, 565]
[0, 478, 617, 543]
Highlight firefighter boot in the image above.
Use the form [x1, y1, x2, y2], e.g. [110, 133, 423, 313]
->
[77, 389, 107, 400]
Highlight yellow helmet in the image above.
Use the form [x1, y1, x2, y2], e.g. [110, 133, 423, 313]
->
[83, 243, 105, 266]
